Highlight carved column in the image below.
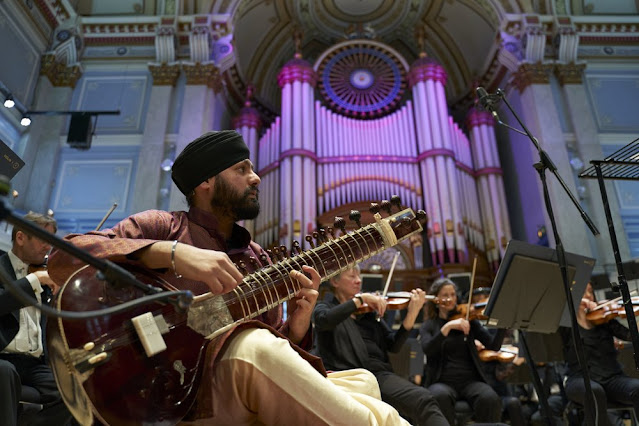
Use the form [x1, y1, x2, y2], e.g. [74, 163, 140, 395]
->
[233, 87, 261, 236]
[277, 54, 317, 249]
[130, 65, 180, 213]
[409, 54, 466, 265]
[169, 19, 224, 211]
[554, 18, 630, 265]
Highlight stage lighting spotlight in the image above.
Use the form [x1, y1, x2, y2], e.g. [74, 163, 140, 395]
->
[3, 96, 14, 108]
[20, 116, 31, 126]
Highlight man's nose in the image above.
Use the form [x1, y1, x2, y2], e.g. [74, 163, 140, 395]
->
[249, 170, 261, 185]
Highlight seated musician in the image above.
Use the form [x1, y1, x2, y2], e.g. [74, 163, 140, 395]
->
[47, 130, 412, 425]
[561, 282, 639, 425]
[470, 287, 529, 426]
[419, 277, 505, 424]
[0, 212, 73, 425]
[312, 266, 449, 426]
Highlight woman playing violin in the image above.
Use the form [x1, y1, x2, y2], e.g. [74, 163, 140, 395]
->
[419, 277, 506, 424]
[312, 266, 449, 426]
[561, 282, 639, 425]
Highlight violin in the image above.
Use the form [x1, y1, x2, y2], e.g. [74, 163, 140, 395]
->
[447, 301, 488, 321]
[355, 292, 446, 314]
[585, 296, 639, 325]
[478, 346, 519, 364]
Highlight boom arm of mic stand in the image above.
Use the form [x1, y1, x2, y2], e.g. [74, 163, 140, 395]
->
[494, 89, 599, 236]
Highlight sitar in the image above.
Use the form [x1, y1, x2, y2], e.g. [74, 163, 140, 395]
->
[47, 207, 425, 425]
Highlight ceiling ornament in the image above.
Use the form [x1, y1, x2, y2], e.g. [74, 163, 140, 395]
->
[314, 39, 408, 119]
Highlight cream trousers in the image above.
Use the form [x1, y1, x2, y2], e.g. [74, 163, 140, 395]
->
[183, 328, 411, 426]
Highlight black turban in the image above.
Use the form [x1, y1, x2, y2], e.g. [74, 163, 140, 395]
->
[171, 130, 250, 195]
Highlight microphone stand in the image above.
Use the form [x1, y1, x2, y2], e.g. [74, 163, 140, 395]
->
[487, 88, 599, 426]
[0, 176, 193, 319]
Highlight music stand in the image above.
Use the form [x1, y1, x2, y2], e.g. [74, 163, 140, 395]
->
[484, 240, 595, 332]
[483, 239, 594, 425]
[579, 136, 639, 369]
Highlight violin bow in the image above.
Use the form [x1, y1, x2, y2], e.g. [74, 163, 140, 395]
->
[588, 289, 638, 312]
[381, 251, 401, 298]
[377, 251, 401, 322]
[466, 254, 479, 322]
[95, 203, 118, 231]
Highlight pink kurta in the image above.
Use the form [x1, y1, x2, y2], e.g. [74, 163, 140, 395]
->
[47, 207, 324, 420]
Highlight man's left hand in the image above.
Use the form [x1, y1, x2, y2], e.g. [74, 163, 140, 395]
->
[287, 265, 320, 345]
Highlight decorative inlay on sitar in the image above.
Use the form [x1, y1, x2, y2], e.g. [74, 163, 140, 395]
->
[47, 202, 426, 426]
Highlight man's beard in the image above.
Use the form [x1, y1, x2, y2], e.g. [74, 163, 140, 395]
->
[211, 175, 260, 221]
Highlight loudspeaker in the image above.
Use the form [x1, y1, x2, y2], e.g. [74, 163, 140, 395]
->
[67, 113, 93, 149]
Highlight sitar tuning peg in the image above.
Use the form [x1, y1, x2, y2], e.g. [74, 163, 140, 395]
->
[312, 231, 321, 245]
[327, 226, 335, 240]
[273, 247, 281, 260]
[380, 200, 392, 215]
[236, 261, 247, 274]
[390, 195, 402, 211]
[292, 240, 302, 255]
[248, 256, 259, 270]
[305, 235, 315, 249]
[266, 249, 276, 261]
[259, 253, 269, 264]
[369, 203, 380, 215]
[416, 210, 428, 225]
[318, 228, 328, 243]
[279, 245, 289, 258]
[349, 210, 362, 228]
[334, 217, 346, 235]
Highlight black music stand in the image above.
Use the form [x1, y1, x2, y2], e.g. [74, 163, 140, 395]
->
[484, 240, 595, 332]
[484, 239, 595, 425]
[579, 136, 639, 370]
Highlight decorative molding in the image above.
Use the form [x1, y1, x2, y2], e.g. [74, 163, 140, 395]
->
[182, 62, 221, 91]
[510, 62, 553, 92]
[148, 63, 180, 86]
[555, 63, 587, 85]
[39, 53, 82, 87]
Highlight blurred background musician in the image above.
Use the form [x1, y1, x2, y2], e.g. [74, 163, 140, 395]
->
[420, 277, 505, 424]
[312, 265, 449, 426]
[561, 282, 639, 425]
[0, 211, 71, 426]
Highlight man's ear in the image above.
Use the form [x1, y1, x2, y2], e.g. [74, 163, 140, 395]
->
[14, 230, 26, 246]
[196, 177, 215, 191]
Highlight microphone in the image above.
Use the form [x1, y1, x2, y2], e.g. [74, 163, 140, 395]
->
[476, 87, 499, 120]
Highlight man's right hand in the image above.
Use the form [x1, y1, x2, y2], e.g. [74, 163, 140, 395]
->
[173, 244, 244, 294]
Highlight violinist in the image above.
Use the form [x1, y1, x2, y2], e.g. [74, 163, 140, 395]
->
[471, 287, 530, 426]
[312, 266, 449, 425]
[0, 212, 72, 426]
[419, 277, 506, 424]
[47, 131, 412, 425]
[561, 282, 639, 425]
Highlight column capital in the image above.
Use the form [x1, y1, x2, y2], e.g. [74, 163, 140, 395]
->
[408, 55, 447, 88]
[554, 63, 587, 86]
[182, 62, 221, 91]
[40, 54, 82, 88]
[510, 62, 553, 92]
[277, 57, 317, 87]
[148, 63, 181, 86]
